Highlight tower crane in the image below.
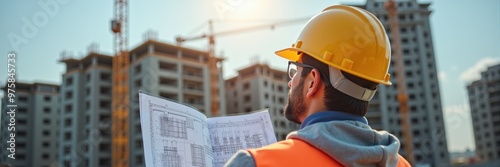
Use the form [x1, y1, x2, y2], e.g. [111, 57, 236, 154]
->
[176, 17, 309, 116]
[384, 0, 415, 165]
[110, 0, 129, 166]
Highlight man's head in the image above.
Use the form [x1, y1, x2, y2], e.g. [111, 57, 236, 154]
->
[278, 5, 391, 123]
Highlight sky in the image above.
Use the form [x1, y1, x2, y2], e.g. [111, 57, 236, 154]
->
[0, 0, 499, 153]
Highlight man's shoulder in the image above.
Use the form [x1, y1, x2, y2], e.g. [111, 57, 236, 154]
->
[248, 139, 343, 167]
[251, 139, 297, 151]
[248, 138, 312, 155]
[224, 140, 299, 167]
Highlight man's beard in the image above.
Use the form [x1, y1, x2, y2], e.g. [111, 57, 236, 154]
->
[283, 78, 307, 124]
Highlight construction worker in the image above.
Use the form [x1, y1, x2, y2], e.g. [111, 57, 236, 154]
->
[224, 5, 411, 167]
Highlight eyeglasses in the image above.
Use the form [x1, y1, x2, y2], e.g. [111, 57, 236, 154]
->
[287, 61, 315, 79]
[287, 61, 332, 87]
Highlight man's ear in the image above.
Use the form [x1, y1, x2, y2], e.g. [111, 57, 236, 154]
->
[306, 69, 322, 98]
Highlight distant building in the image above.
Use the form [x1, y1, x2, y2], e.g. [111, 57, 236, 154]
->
[58, 52, 113, 167]
[345, 0, 449, 166]
[225, 63, 299, 141]
[0, 82, 60, 167]
[467, 63, 500, 162]
[128, 40, 225, 166]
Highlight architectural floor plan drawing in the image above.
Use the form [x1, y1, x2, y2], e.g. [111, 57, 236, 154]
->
[140, 93, 213, 167]
[140, 93, 276, 167]
[207, 114, 276, 167]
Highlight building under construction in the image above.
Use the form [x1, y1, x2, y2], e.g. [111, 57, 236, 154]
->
[346, 0, 449, 166]
[58, 52, 114, 167]
[0, 82, 60, 167]
[467, 63, 500, 163]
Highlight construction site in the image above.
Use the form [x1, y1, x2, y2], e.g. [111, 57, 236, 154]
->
[1, 0, 500, 167]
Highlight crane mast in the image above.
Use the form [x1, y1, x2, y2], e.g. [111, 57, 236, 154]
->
[111, 0, 129, 166]
[207, 20, 221, 116]
[384, 0, 415, 165]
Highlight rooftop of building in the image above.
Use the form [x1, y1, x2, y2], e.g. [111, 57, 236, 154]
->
[2, 81, 60, 93]
[130, 39, 224, 62]
[59, 51, 113, 72]
[59, 40, 226, 74]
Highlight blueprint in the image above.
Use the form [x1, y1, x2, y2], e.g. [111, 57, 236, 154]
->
[140, 93, 213, 167]
[140, 93, 276, 167]
[207, 110, 276, 167]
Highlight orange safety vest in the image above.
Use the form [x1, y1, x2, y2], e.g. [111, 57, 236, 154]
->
[248, 139, 411, 167]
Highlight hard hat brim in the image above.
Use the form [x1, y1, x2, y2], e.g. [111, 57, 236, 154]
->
[275, 47, 303, 62]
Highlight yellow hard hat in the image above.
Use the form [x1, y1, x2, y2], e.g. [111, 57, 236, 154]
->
[276, 5, 392, 85]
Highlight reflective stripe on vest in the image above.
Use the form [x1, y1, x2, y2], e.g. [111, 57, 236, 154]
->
[248, 139, 412, 167]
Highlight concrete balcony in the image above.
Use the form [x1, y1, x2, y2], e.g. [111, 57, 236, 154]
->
[183, 73, 204, 82]
[158, 70, 178, 78]
[183, 88, 204, 96]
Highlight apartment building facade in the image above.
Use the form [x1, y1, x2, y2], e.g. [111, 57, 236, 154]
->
[346, 0, 449, 166]
[0, 82, 60, 167]
[128, 40, 226, 166]
[225, 63, 299, 141]
[467, 63, 500, 162]
[58, 53, 114, 167]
